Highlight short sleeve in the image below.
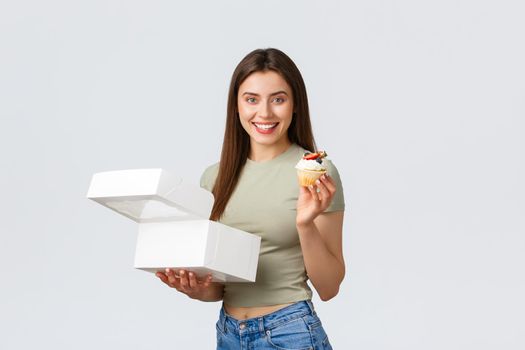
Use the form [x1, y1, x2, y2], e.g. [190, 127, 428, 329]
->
[199, 162, 219, 192]
[324, 159, 345, 212]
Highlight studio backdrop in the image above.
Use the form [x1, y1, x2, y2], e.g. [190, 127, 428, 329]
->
[1, 1, 524, 349]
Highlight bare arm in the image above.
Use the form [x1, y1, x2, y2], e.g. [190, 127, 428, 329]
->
[296, 174, 345, 301]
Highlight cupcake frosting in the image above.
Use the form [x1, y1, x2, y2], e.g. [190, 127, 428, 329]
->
[295, 150, 328, 171]
[295, 158, 326, 171]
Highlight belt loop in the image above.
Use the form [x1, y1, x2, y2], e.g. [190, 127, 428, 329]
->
[306, 299, 316, 315]
[258, 317, 265, 335]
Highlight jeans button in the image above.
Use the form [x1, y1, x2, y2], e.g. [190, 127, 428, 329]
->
[239, 323, 246, 330]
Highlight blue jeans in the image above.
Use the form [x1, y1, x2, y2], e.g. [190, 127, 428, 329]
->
[216, 300, 333, 350]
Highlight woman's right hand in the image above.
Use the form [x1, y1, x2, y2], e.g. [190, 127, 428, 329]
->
[156, 268, 224, 301]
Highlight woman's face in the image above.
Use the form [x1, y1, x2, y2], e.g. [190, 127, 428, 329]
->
[237, 70, 294, 149]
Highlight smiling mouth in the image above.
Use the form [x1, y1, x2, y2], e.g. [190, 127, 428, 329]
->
[252, 122, 279, 130]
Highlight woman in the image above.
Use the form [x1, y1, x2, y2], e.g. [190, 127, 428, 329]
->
[156, 48, 345, 350]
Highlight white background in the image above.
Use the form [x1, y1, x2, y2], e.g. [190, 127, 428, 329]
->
[1, 1, 524, 349]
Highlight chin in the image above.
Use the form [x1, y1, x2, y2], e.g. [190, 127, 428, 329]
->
[253, 138, 287, 148]
[251, 137, 278, 146]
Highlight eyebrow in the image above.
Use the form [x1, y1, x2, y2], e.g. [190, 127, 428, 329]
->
[241, 91, 289, 97]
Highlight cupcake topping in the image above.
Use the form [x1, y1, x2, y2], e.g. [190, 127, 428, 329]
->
[296, 150, 328, 171]
[303, 151, 328, 162]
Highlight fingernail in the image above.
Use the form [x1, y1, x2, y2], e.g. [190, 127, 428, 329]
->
[165, 268, 170, 273]
[189, 272, 193, 277]
[316, 180, 320, 185]
[180, 270, 185, 275]
[308, 185, 314, 190]
[321, 175, 326, 180]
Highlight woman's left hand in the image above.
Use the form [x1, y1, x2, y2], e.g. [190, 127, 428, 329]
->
[296, 174, 336, 226]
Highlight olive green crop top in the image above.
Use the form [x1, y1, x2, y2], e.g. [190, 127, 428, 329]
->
[200, 143, 345, 307]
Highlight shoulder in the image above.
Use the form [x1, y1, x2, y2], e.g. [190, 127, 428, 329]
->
[324, 157, 345, 212]
[324, 158, 341, 178]
[200, 162, 220, 191]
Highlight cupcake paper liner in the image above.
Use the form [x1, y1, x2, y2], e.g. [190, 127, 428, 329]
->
[296, 168, 326, 187]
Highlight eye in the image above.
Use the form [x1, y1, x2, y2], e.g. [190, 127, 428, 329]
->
[273, 97, 285, 103]
[246, 97, 257, 103]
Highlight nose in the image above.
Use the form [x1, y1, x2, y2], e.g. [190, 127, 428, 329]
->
[257, 101, 272, 118]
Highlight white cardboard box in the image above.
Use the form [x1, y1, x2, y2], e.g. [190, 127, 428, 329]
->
[86, 168, 260, 282]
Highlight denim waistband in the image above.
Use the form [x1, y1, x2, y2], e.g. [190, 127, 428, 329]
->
[217, 300, 316, 335]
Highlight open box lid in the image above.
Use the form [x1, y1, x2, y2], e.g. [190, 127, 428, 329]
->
[86, 168, 214, 223]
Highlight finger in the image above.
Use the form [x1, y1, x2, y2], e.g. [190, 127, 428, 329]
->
[165, 269, 182, 289]
[179, 270, 189, 289]
[316, 181, 333, 211]
[307, 184, 317, 198]
[166, 268, 178, 285]
[308, 185, 321, 202]
[188, 271, 197, 288]
[320, 174, 336, 194]
[202, 274, 213, 288]
[158, 271, 180, 289]
[308, 185, 319, 207]
[156, 271, 169, 285]
[316, 179, 331, 201]
[299, 185, 311, 198]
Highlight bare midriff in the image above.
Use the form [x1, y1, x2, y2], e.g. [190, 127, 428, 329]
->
[223, 302, 295, 320]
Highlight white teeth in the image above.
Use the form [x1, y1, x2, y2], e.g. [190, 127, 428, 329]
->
[254, 123, 277, 130]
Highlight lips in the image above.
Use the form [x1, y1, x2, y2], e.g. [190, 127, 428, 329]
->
[253, 122, 278, 129]
[252, 122, 279, 134]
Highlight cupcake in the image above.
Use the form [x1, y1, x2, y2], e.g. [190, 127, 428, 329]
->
[295, 151, 328, 186]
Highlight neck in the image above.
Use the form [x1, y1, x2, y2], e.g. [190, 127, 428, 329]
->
[249, 139, 292, 162]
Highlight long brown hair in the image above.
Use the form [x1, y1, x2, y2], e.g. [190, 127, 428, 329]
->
[210, 48, 317, 221]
